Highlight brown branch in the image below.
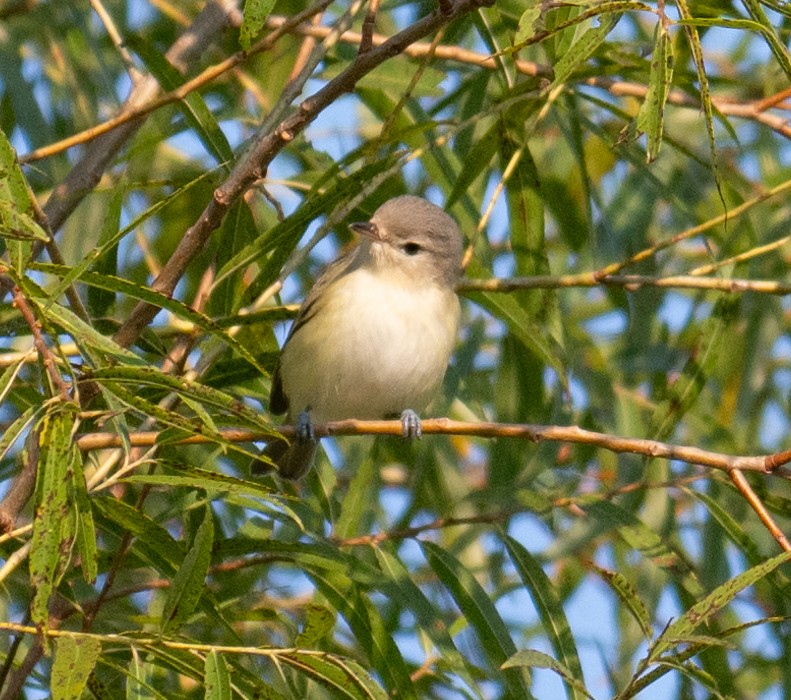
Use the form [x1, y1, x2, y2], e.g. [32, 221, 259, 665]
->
[75, 419, 791, 477]
[264, 12, 551, 77]
[459, 273, 791, 296]
[111, 0, 496, 352]
[729, 469, 791, 552]
[359, 0, 380, 54]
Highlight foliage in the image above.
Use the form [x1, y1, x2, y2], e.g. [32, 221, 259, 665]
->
[1, 0, 791, 698]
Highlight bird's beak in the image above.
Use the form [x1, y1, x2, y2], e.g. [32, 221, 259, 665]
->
[349, 221, 382, 242]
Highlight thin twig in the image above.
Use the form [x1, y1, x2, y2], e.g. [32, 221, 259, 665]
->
[728, 469, 791, 552]
[359, 0, 380, 54]
[88, 0, 143, 84]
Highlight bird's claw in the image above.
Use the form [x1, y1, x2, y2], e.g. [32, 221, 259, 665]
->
[295, 410, 316, 444]
[400, 409, 422, 439]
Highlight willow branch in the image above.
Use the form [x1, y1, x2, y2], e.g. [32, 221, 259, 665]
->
[459, 273, 791, 296]
[729, 469, 791, 552]
[74, 419, 791, 477]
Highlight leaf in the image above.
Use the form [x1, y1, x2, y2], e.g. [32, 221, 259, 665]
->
[502, 649, 594, 700]
[204, 651, 232, 700]
[503, 536, 587, 700]
[0, 126, 48, 244]
[307, 568, 417, 699]
[239, 0, 277, 51]
[69, 446, 97, 583]
[294, 604, 335, 648]
[551, 12, 621, 88]
[129, 37, 232, 165]
[590, 563, 652, 640]
[162, 505, 215, 633]
[52, 636, 102, 700]
[279, 651, 390, 700]
[30, 402, 80, 632]
[636, 22, 674, 162]
[421, 541, 535, 699]
[650, 551, 791, 661]
[373, 547, 481, 693]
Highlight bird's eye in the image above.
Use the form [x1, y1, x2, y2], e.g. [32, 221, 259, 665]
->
[402, 242, 421, 256]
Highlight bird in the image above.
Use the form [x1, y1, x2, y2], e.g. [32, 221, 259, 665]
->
[253, 195, 464, 480]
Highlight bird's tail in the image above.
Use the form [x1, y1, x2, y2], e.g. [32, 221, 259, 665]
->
[251, 437, 317, 480]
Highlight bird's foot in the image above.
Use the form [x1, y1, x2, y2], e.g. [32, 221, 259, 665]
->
[400, 409, 422, 439]
[295, 410, 316, 444]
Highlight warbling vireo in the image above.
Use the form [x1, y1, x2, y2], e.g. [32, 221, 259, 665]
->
[255, 195, 463, 479]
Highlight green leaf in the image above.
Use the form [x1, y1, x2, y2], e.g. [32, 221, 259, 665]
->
[551, 12, 621, 88]
[294, 604, 336, 648]
[69, 447, 97, 583]
[204, 651, 232, 700]
[239, 0, 277, 51]
[129, 37, 232, 165]
[502, 649, 594, 700]
[279, 651, 390, 700]
[649, 551, 791, 661]
[421, 541, 534, 699]
[503, 536, 587, 700]
[0, 126, 48, 245]
[162, 505, 215, 633]
[636, 22, 674, 162]
[52, 636, 102, 700]
[30, 402, 80, 632]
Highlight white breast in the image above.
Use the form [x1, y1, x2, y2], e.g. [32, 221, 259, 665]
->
[278, 266, 459, 422]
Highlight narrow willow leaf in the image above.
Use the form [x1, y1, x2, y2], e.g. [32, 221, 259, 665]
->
[294, 604, 335, 648]
[88, 365, 275, 433]
[239, 0, 277, 50]
[503, 536, 587, 700]
[551, 12, 621, 88]
[129, 36, 232, 165]
[31, 298, 146, 365]
[126, 651, 159, 700]
[581, 500, 703, 597]
[123, 468, 303, 531]
[420, 541, 534, 699]
[636, 22, 674, 162]
[649, 551, 791, 661]
[162, 506, 215, 633]
[92, 496, 184, 574]
[32, 263, 270, 379]
[590, 563, 652, 640]
[279, 651, 389, 700]
[30, 403, 80, 631]
[0, 126, 48, 243]
[0, 404, 39, 462]
[467, 290, 567, 382]
[675, 0, 722, 199]
[502, 649, 594, 700]
[69, 446, 97, 583]
[447, 120, 500, 207]
[373, 547, 481, 694]
[52, 636, 101, 700]
[204, 651, 232, 700]
[307, 569, 417, 699]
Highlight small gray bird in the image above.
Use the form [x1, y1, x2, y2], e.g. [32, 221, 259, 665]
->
[255, 195, 463, 479]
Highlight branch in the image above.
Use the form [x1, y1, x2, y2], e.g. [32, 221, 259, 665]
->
[111, 0, 496, 351]
[459, 273, 791, 296]
[74, 419, 791, 477]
